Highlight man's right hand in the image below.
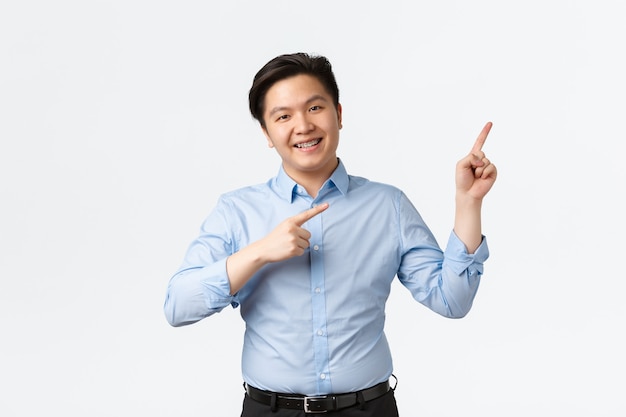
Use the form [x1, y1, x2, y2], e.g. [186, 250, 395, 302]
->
[226, 203, 329, 294]
[259, 203, 329, 263]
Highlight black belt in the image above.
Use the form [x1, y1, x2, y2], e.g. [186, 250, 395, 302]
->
[244, 380, 391, 413]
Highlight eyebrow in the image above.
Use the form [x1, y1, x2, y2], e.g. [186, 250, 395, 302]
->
[267, 94, 329, 117]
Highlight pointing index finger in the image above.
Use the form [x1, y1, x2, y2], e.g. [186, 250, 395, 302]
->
[472, 121, 493, 153]
[292, 203, 329, 226]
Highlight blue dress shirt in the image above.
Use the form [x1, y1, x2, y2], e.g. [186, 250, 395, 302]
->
[164, 160, 489, 395]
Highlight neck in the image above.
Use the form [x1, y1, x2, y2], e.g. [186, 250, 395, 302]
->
[284, 159, 339, 198]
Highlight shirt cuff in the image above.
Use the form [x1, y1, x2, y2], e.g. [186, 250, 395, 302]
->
[443, 230, 489, 276]
[200, 258, 239, 309]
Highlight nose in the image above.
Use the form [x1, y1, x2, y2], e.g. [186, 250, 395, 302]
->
[294, 112, 314, 134]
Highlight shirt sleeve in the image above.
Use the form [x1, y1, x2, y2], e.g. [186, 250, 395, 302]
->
[439, 230, 489, 317]
[163, 198, 239, 327]
[396, 191, 490, 318]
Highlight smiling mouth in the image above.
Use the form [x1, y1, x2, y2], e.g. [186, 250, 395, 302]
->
[294, 138, 322, 148]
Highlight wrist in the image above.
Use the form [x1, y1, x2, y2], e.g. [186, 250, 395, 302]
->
[455, 192, 483, 210]
[245, 240, 272, 266]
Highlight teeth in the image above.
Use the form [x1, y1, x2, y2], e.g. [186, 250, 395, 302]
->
[295, 139, 321, 148]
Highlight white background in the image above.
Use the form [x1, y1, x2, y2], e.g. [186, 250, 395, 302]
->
[2, 1, 625, 416]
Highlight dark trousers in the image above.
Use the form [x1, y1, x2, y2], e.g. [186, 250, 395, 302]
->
[240, 389, 399, 417]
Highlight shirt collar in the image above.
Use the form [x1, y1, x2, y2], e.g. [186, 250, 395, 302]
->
[328, 159, 349, 196]
[273, 159, 350, 203]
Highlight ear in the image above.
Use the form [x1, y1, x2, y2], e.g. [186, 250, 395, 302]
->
[261, 126, 275, 148]
[336, 103, 343, 129]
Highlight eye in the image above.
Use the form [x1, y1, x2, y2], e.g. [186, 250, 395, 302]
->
[276, 114, 290, 121]
[309, 105, 322, 112]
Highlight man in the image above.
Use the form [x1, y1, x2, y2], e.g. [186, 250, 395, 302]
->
[164, 52, 497, 416]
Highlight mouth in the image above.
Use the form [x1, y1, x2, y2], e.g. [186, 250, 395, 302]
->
[294, 138, 322, 149]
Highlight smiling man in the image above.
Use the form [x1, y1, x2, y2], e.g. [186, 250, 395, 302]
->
[164, 52, 497, 416]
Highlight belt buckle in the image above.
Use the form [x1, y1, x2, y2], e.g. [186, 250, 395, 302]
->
[303, 395, 328, 413]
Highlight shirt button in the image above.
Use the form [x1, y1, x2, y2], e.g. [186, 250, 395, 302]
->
[314, 288, 321, 293]
[320, 373, 326, 380]
[317, 329, 323, 336]
[313, 245, 319, 251]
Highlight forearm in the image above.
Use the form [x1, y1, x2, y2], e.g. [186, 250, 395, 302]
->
[226, 240, 269, 295]
[453, 194, 483, 254]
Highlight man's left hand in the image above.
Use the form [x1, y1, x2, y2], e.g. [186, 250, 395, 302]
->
[455, 121, 498, 200]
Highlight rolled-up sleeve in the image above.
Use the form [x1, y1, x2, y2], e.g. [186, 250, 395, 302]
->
[443, 230, 489, 276]
[164, 259, 235, 327]
[164, 198, 239, 327]
[396, 191, 490, 318]
[437, 230, 489, 317]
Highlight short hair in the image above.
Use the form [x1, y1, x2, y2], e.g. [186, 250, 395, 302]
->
[248, 52, 340, 127]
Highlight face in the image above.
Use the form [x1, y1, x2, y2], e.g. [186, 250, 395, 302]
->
[262, 74, 342, 184]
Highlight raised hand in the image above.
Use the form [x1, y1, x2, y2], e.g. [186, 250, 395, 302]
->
[455, 122, 498, 201]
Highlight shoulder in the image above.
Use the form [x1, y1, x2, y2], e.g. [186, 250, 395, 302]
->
[348, 174, 403, 197]
[346, 174, 418, 216]
[221, 182, 268, 197]
[218, 182, 271, 202]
